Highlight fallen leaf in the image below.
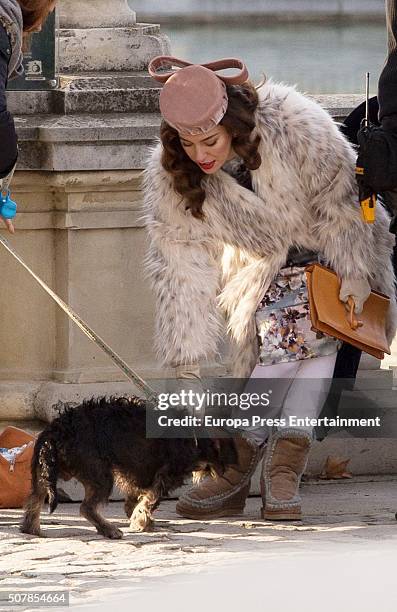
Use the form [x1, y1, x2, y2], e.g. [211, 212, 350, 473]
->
[319, 455, 352, 479]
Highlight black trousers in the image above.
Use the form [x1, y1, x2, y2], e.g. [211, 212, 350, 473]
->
[0, 24, 18, 180]
[315, 343, 362, 440]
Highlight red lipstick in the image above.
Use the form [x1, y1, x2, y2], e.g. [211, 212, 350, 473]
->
[199, 160, 216, 171]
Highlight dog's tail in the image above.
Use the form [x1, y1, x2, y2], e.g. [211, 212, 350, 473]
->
[33, 433, 59, 514]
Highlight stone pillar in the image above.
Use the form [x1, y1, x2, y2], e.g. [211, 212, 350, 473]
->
[59, 0, 136, 28]
[2, 1, 172, 422]
[58, 0, 169, 73]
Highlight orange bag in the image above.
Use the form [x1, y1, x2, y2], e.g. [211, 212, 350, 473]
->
[0, 426, 35, 508]
[305, 263, 391, 360]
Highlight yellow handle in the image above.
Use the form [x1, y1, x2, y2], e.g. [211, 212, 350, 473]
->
[347, 296, 364, 330]
[360, 194, 376, 224]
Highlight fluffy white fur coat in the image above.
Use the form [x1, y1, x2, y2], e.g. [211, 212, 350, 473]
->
[143, 80, 397, 377]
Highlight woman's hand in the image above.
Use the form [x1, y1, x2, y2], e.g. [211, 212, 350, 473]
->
[0, 216, 14, 233]
[339, 277, 371, 314]
[175, 364, 201, 380]
[173, 363, 207, 417]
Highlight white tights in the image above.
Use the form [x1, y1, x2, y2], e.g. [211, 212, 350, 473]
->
[242, 353, 337, 445]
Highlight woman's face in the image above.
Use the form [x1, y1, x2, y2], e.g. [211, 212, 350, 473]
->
[179, 125, 235, 174]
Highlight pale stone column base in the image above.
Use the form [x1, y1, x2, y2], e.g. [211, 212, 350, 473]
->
[59, 0, 137, 28]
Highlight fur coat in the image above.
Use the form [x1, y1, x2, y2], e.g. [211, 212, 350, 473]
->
[143, 79, 397, 377]
[0, 0, 23, 79]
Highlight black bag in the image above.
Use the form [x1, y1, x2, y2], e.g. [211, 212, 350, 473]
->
[357, 124, 397, 193]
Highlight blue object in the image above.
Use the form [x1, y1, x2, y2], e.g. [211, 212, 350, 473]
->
[0, 191, 17, 220]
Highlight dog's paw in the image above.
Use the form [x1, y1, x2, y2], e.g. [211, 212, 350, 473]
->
[129, 520, 153, 533]
[99, 525, 123, 540]
[20, 524, 42, 538]
[129, 508, 154, 532]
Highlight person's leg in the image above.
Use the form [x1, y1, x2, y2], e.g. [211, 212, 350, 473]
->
[176, 362, 298, 519]
[176, 351, 337, 520]
[243, 360, 301, 444]
[316, 342, 362, 440]
[279, 353, 338, 433]
[175, 434, 263, 519]
[175, 361, 298, 520]
[176, 357, 324, 521]
[261, 353, 337, 520]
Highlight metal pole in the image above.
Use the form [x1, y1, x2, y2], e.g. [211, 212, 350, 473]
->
[365, 72, 370, 127]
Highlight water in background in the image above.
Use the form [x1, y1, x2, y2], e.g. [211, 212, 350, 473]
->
[163, 24, 386, 94]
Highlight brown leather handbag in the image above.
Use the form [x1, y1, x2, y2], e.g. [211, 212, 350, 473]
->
[0, 426, 35, 508]
[305, 263, 391, 360]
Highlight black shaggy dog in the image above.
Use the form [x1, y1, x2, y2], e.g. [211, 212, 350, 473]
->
[20, 396, 237, 539]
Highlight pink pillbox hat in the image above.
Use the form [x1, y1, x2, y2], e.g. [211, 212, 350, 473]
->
[148, 56, 249, 135]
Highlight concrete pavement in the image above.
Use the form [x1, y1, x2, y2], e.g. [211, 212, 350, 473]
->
[0, 475, 397, 611]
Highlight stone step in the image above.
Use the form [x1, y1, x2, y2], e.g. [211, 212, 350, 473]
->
[355, 368, 394, 389]
[343, 389, 397, 410]
[6, 89, 365, 120]
[8, 75, 161, 116]
[59, 86, 160, 115]
[16, 112, 161, 143]
[249, 435, 397, 496]
[14, 112, 162, 172]
[59, 73, 161, 114]
[60, 72, 161, 87]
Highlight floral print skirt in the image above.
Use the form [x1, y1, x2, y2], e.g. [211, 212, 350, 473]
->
[255, 264, 340, 366]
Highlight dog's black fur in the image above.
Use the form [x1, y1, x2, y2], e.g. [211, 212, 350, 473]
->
[20, 396, 237, 539]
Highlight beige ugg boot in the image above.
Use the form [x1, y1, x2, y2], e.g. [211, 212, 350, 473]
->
[176, 436, 263, 520]
[261, 429, 311, 521]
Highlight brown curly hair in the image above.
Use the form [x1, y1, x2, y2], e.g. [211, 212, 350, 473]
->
[18, 0, 55, 32]
[160, 80, 261, 220]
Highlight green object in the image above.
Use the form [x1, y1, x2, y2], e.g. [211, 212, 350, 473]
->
[8, 11, 57, 91]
